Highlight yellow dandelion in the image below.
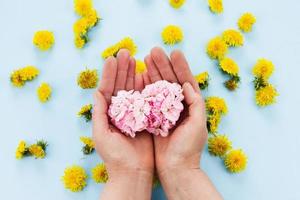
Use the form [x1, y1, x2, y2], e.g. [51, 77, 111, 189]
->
[33, 30, 55, 51]
[169, 0, 186, 9]
[73, 18, 89, 36]
[136, 60, 146, 74]
[206, 96, 228, 115]
[252, 59, 274, 80]
[238, 13, 256, 33]
[222, 29, 244, 47]
[92, 163, 108, 183]
[102, 37, 137, 59]
[207, 114, 221, 133]
[74, 0, 93, 17]
[10, 66, 39, 87]
[62, 165, 88, 192]
[74, 35, 86, 49]
[208, 134, 232, 156]
[37, 83, 52, 103]
[15, 140, 28, 159]
[80, 137, 94, 148]
[19, 66, 40, 81]
[78, 104, 93, 122]
[161, 25, 183, 45]
[208, 0, 223, 14]
[224, 76, 240, 91]
[101, 45, 120, 59]
[10, 70, 25, 87]
[29, 144, 45, 159]
[85, 9, 99, 27]
[80, 136, 95, 155]
[117, 37, 137, 56]
[224, 149, 247, 173]
[206, 37, 228, 60]
[219, 57, 239, 76]
[194, 72, 209, 90]
[77, 69, 98, 89]
[255, 84, 278, 107]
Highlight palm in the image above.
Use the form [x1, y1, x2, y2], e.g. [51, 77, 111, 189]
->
[142, 47, 207, 171]
[93, 49, 154, 173]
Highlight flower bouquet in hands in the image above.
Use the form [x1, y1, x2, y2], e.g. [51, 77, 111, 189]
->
[108, 80, 184, 137]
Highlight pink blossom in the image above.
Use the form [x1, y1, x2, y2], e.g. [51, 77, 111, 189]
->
[108, 80, 184, 137]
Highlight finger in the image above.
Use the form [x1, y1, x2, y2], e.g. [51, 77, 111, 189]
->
[144, 55, 162, 83]
[142, 72, 151, 86]
[151, 47, 178, 82]
[133, 59, 145, 91]
[170, 50, 199, 91]
[92, 91, 109, 136]
[125, 57, 135, 90]
[114, 49, 130, 95]
[134, 74, 144, 91]
[98, 56, 117, 103]
[182, 82, 206, 122]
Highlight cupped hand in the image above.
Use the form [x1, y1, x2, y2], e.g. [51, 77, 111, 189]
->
[92, 49, 154, 181]
[143, 47, 208, 175]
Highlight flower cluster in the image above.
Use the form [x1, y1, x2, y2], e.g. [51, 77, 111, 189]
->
[206, 96, 248, 173]
[252, 59, 278, 106]
[108, 80, 184, 137]
[222, 29, 244, 47]
[169, 0, 185, 9]
[15, 140, 48, 159]
[78, 104, 93, 122]
[136, 60, 146, 74]
[194, 71, 210, 90]
[92, 163, 108, 183]
[80, 136, 95, 155]
[77, 69, 98, 89]
[238, 13, 256, 33]
[208, 134, 247, 173]
[207, 29, 243, 90]
[62, 165, 88, 192]
[10, 66, 39, 87]
[102, 37, 137, 59]
[219, 58, 241, 90]
[33, 30, 55, 51]
[73, 0, 100, 48]
[37, 82, 52, 103]
[62, 163, 108, 192]
[208, 0, 223, 14]
[205, 96, 227, 133]
[161, 25, 184, 45]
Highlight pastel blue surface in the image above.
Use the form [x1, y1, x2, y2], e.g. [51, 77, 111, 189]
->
[1, 0, 300, 199]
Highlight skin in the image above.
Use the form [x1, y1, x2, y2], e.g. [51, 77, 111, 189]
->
[93, 48, 222, 200]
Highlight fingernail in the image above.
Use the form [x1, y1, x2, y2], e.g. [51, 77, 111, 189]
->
[183, 82, 196, 98]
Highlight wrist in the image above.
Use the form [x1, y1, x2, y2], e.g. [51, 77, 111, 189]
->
[156, 153, 201, 178]
[158, 166, 201, 184]
[108, 167, 154, 185]
[101, 168, 154, 200]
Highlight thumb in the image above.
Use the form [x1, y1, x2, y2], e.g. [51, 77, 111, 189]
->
[93, 91, 109, 132]
[182, 82, 206, 122]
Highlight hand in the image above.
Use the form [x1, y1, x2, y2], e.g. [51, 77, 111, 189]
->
[92, 50, 154, 198]
[143, 47, 208, 176]
[143, 48, 223, 200]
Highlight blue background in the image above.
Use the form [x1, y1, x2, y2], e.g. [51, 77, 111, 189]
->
[1, 0, 300, 199]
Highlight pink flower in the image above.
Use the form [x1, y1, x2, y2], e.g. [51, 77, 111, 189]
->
[108, 80, 184, 137]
